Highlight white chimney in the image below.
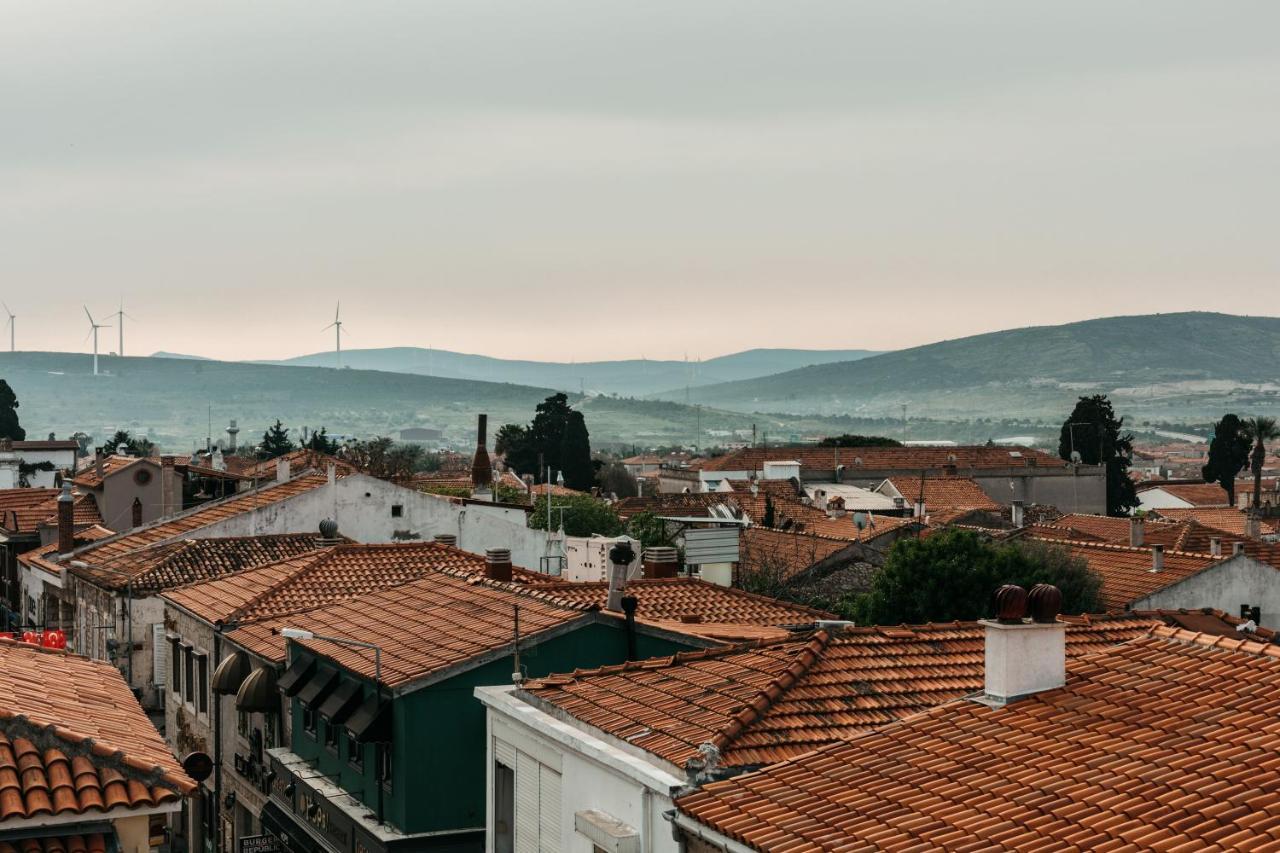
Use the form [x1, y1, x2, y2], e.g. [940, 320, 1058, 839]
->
[981, 585, 1065, 706]
[1245, 514, 1261, 539]
[1150, 544, 1164, 572]
[1010, 500, 1025, 529]
[1209, 537, 1222, 557]
[1129, 517, 1144, 547]
[605, 546, 632, 612]
[277, 457, 291, 483]
[913, 499, 926, 519]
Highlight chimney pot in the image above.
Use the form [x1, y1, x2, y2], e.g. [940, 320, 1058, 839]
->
[434, 533, 458, 547]
[485, 548, 513, 583]
[1151, 544, 1165, 572]
[605, 543, 635, 612]
[1129, 517, 1144, 547]
[982, 584, 1065, 705]
[642, 546, 679, 579]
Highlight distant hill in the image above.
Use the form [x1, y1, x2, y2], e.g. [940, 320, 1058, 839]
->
[262, 346, 880, 396]
[150, 351, 211, 360]
[658, 313, 1280, 421]
[0, 352, 870, 452]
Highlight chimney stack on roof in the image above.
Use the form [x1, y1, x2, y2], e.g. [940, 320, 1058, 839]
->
[1244, 514, 1262, 540]
[276, 457, 291, 484]
[913, 499, 926, 519]
[434, 533, 458, 547]
[1150, 544, 1165, 573]
[1233, 541, 1246, 557]
[1129, 517, 1144, 547]
[1010, 500, 1025, 529]
[94, 449, 104, 481]
[981, 584, 1065, 706]
[642, 546, 679, 579]
[606, 541, 636, 612]
[1209, 537, 1222, 557]
[485, 548, 513, 583]
[471, 414, 493, 500]
[56, 481, 75, 555]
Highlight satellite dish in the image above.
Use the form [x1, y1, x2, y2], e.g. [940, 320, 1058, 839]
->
[852, 511, 867, 531]
[1070, 451, 1083, 464]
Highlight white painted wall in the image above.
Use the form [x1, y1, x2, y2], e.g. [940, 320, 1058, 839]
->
[16, 448, 77, 487]
[479, 686, 685, 853]
[193, 474, 562, 570]
[1136, 488, 1196, 511]
[1131, 556, 1280, 629]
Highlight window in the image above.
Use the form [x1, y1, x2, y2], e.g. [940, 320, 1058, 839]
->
[510, 746, 561, 853]
[377, 745, 392, 789]
[170, 638, 181, 693]
[264, 713, 277, 750]
[183, 646, 195, 705]
[323, 719, 339, 752]
[494, 762, 514, 853]
[237, 710, 249, 738]
[197, 654, 209, 714]
[391, 504, 403, 518]
[346, 730, 363, 770]
[302, 705, 317, 737]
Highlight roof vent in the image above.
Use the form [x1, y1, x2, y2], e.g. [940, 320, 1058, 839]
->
[318, 518, 339, 539]
[485, 548, 512, 583]
[434, 533, 458, 547]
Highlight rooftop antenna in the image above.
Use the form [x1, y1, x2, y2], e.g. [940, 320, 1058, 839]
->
[83, 306, 111, 376]
[2, 303, 13, 353]
[322, 301, 345, 368]
[112, 298, 135, 358]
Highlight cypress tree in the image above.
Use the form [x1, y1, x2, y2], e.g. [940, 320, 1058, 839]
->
[559, 411, 594, 491]
[0, 380, 25, 441]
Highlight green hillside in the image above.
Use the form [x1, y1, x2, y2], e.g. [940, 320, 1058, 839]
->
[659, 313, 1280, 421]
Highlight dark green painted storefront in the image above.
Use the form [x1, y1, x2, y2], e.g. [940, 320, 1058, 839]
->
[278, 618, 697, 850]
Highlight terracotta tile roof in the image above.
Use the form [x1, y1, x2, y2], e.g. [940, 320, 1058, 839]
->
[73, 533, 333, 595]
[701, 445, 1065, 474]
[613, 494, 728, 521]
[228, 569, 595, 685]
[61, 474, 330, 563]
[0, 832, 108, 853]
[1137, 480, 1237, 506]
[70, 455, 145, 489]
[238, 450, 354, 481]
[11, 440, 79, 452]
[738, 528, 856, 581]
[0, 489, 59, 532]
[516, 577, 835, 625]
[723, 479, 805, 498]
[1152, 506, 1278, 538]
[675, 627, 1280, 852]
[1052, 513, 1176, 542]
[163, 542, 487, 626]
[526, 614, 1164, 770]
[879, 476, 1001, 511]
[19, 526, 117, 579]
[1041, 539, 1222, 609]
[0, 639, 194, 826]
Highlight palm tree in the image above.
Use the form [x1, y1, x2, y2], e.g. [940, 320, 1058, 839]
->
[1242, 416, 1279, 511]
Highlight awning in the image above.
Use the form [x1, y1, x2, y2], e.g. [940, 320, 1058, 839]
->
[345, 695, 391, 743]
[317, 678, 363, 725]
[237, 666, 280, 713]
[260, 801, 324, 853]
[297, 666, 339, 706]
[277, 656, 316, 697]
[211, 651, 252, 695]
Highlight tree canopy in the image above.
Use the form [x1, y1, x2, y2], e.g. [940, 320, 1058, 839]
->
[304, 427, 340, 454]
[596, 461, 639, 498]
[498, 393, 593, 486]
[1057, 394, 1138, 516]
[340, 436, 423, 483]
[848, 528, 1102, 624]
[258, 420, 295, 459]
[528, 493, 622, 537]
[104, 429, 155, 457]
[1202, 414, 1251, 505]
[1243, 416, 1280, 510]
[0, 380, 24, 442]
[817, 434, 902, 448]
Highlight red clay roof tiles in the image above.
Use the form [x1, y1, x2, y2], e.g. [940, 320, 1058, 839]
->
[702, 445, 1065, 473]
[0, 640, 193, 827]
[879, 476, 1000, 511]
[675, 627, 1280, 851]
[0, 833, 108, 853]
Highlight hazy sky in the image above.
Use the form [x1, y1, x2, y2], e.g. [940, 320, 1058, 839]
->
[3, 2, 1278, 362]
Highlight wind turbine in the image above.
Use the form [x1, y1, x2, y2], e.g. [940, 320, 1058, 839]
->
[84, 306, 111, 376]
[112, 299, 136, 357]
[2, 304, 13, 353]
[322, 302, 345, 368]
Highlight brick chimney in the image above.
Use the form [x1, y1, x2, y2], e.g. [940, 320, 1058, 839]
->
[485, 548, 512, 583]
[642, 546, 678, 579]
[471, 414, 493, 501]
[1129, 517, 1144, 547]
[57, 481, 75, 555]
[1150, 544, 1164, 572]
[981, 584, 1065, 706]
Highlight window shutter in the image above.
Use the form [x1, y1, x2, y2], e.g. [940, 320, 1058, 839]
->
[515, 752, 540, 853]
[152, 625, 166, 686]
[197, 654, 209, 713]
[170, 638, 181, 693]
[495, 738, 517, 768]
[538, 765, 561, 853]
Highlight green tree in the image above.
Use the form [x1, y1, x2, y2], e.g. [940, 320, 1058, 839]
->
[340, 436, 422, 482]
[762, 494, 776, 528]
[528, 493, 622, 537]
[626, 511, 672, 549]
[495, 424, 535, 476]
[0, 380, 25, 441]
[817, 434, 902, 448]
[1242, 416, 1280, 510]
[104, 429, 155, 457]
[847, 529, 1102, 624]
[258, 420, 295, 459]
[1202, 414, 1250, 505]
[1057, 395, 1138, 516]
[558, 411, 594, 491]
[596, 461, 639, 498]
[303, 427, 339, 454]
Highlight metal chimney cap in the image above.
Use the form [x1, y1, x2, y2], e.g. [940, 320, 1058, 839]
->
[318, 518, 339, 539]
[485, 548, 512, 563]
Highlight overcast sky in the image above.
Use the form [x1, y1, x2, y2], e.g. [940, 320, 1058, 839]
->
[3, 2, 1277, 362]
